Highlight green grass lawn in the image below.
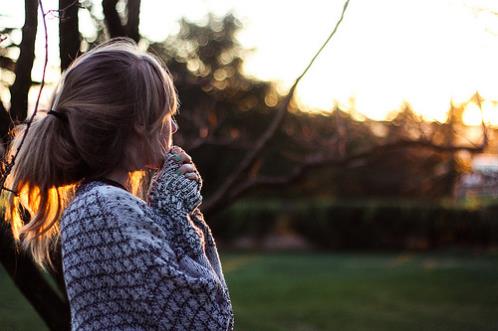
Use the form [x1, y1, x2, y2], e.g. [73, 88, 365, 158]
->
[1, 250, 498, 331]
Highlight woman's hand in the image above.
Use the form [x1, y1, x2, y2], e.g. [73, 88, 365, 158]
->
[169, 146, 202, 184]
[147, 146, 203, 215]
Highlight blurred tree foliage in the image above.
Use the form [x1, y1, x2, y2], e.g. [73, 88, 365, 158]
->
[0, 11, 488, 202]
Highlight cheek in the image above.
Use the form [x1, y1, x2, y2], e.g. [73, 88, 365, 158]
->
[162, 123, 172, 142]
[157, 121, 173, 153]
[145, 137, 169, 170]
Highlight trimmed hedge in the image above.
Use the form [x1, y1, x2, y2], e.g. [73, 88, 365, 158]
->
[210, 200, 498, 250]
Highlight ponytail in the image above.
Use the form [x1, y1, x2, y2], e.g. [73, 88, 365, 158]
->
[4, 112, 83, 271]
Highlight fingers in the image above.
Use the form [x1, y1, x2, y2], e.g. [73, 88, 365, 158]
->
[178, 164, 201, 183]
[170, 145, 182, 154]
[177, 163, 196, 174]
[170, 146, 192, 164]
[172, 152, 192, 164]
[169, 146, 201, 183]
[177, 164, 201, 182]
[184, 172, 200, 182]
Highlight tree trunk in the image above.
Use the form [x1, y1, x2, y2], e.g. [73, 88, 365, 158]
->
[9, 0, 38, 123]
[0, 100, 11, 142]
[102, 0, 125, 38]
[126, 0, 141, 42]
[1, 223, 70, 330]
[2, 2, 71, 330]
[59, 0, 80, 71]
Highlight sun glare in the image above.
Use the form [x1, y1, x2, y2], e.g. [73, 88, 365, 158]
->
[463, 101, 498, 127]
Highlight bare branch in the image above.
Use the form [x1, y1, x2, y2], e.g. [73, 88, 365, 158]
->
[46, 0, 80, 18]
[204, 0, 351, 215]
[0, 55, 16, 72]
[226, 136, 488, 204]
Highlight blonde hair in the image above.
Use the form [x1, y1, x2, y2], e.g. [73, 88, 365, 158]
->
[3, 37, 178, 271]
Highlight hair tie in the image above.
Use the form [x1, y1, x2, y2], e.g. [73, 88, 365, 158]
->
[47, 109, 67, 122]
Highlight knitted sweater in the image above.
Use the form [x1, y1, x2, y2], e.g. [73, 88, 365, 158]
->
[60, 155, 234, 330]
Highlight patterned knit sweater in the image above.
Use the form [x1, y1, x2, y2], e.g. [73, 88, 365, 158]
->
[60, 154, 234, 330]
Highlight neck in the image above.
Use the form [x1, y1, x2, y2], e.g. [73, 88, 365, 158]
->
[105, 169, 130, 191]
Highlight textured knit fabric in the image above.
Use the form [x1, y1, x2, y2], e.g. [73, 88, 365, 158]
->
[60, 153, 234, 330]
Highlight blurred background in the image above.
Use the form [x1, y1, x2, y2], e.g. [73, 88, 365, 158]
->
[1, 0, 498, 330]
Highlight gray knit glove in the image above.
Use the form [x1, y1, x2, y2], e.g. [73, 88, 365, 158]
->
[147, 150, 203, 215]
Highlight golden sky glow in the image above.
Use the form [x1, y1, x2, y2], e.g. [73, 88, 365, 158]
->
[1, 0, 497, 126]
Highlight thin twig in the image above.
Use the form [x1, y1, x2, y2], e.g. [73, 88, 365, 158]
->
[46, 0, 81, 19]
[0, 0, 49, 195]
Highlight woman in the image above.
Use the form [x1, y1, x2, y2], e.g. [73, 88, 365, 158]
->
[4, 37, 234, 330]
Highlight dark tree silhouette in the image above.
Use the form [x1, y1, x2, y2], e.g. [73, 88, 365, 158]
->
[102, 0, 141, 42]
[59, 0, 81, 71]
[9, 0, 37, 123]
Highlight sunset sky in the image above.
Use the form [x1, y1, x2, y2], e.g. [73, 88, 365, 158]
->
[1, 0, 497, 125]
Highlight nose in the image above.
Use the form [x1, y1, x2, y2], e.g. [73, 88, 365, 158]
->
[171, 117, 179, 134]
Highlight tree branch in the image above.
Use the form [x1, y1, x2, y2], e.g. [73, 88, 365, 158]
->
[203, 0, 351, 215]
[227, 136, 488, 203]
[0, 55, 16, 72]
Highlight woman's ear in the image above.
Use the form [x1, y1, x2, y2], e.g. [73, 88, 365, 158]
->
[132, 122, 147, 136]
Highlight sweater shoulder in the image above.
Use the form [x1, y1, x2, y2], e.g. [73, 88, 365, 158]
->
[61, 181, 168, 248]
[60, 182, 176, 276]
[63, 181, 144, 221]
[65, 181, 145, 216]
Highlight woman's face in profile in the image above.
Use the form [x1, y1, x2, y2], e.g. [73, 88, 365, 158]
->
[161, 112, 178, 150]
[145, 112, 178, 170]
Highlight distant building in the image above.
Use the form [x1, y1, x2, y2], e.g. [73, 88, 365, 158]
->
[456, 154, 498, 199]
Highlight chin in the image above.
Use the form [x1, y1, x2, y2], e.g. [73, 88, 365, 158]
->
[144, 155, 166, 170]
[144, 162, 160, 170]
